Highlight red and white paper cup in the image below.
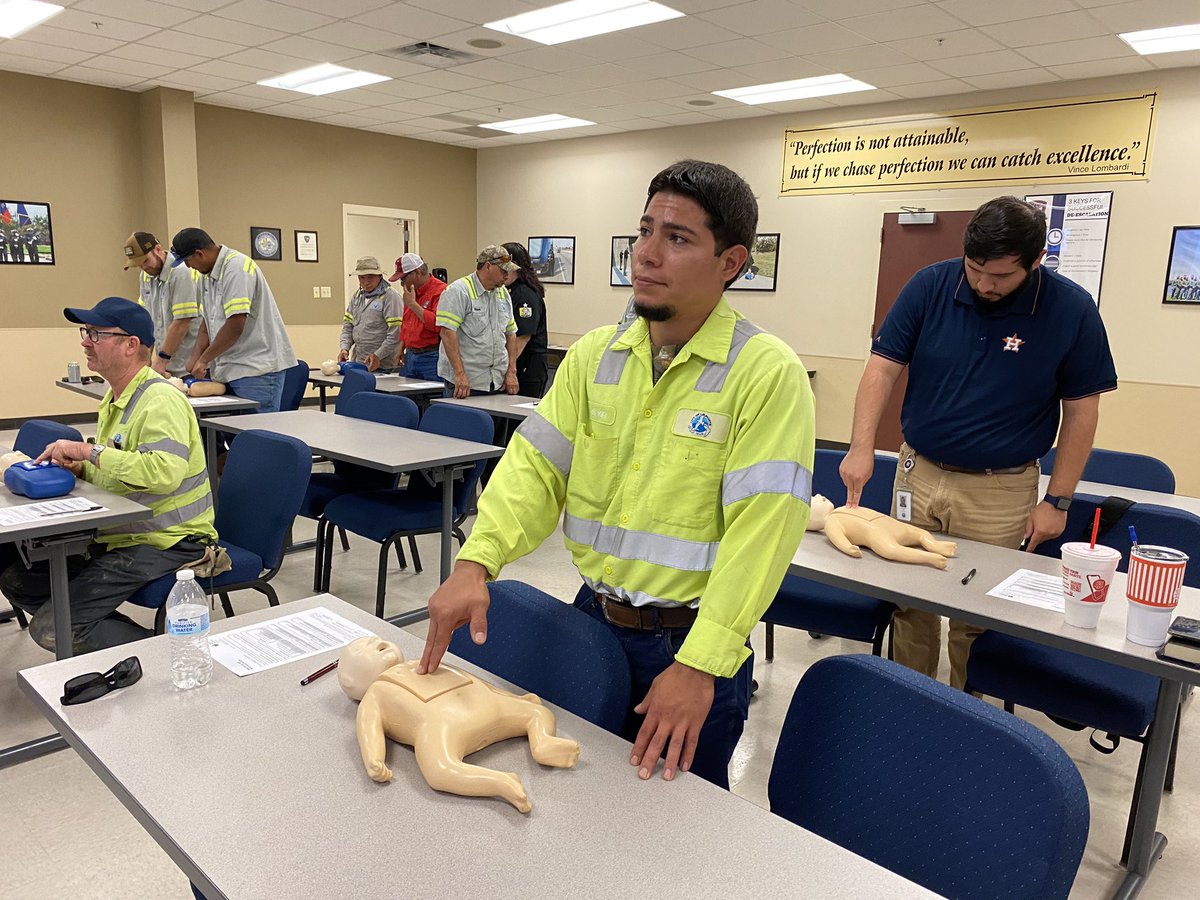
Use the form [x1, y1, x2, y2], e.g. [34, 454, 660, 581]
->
[1125, 545, 1188, 646]
[1061, 542, 1120, 629]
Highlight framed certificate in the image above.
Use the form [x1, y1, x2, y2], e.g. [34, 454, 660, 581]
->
[295, 230, 319, 263]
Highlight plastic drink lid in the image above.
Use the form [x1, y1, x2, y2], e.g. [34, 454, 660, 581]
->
[1062, 541, 1121, 559]
[1132, 545, 1188, 563]
[176, 569, 196, 581]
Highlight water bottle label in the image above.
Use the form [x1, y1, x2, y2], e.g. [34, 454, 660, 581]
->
[168, 611, 210, 636]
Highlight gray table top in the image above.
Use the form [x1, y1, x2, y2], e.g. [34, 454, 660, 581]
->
[0, 477, 150, 543]
[307, 370, 444, 395]
[56, 378, 259, 414]
[431, 394, 541, 420]
[791, 531, 1200, 685]
[18, 595, 936, 900]
[1038, 473, 1200, 518]
[202, 409, 503, 473]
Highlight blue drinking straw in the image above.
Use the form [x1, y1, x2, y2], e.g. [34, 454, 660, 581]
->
[1129, 525, 1138, 550]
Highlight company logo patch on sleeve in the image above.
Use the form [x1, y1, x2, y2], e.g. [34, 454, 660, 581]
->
[672, 408, 731, 443]
[518, 304, 532, 318]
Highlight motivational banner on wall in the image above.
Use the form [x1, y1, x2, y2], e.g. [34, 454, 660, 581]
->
[780, 92, 1157, 196]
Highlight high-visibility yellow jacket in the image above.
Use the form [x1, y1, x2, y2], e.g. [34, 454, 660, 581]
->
[86, 366, 217, 551]
[458, 297, 815, 678]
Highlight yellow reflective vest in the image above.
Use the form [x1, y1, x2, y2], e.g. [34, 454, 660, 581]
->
[458, 297, 815, 678]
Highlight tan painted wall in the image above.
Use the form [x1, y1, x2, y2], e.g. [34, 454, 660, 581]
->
[479, 67, 1200, 493]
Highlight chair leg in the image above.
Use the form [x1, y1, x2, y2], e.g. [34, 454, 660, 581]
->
[219, 593, 235, 618]
[765, 622, 775, 662]
[409, 536, 422, 574]
[154, 606, 166, 635]
[375, 541, 392, 619]
[887, 624, 894, 660]
[871, 625, 885, 657]
[13, 605, 28, 629]
[338, 526, 350, 552]
[313, 518, 326, 592]
[260, 583, 279, 608]
[394, 541, 408, 571]
[1003, 700, 1015, 714]
[1122, 738, 1153, 866]
[453, 527, 466, 546]
[321, 519, 336, 593]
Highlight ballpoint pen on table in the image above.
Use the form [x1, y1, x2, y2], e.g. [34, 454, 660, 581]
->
[300, 660, 339, 686]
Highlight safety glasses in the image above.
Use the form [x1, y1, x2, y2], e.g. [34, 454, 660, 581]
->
[61, 656, 142, 706]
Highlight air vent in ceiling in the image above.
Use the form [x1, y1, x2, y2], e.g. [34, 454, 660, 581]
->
[381, 42, 480, 67]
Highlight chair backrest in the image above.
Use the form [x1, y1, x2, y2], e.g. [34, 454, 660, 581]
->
[331, 393, 420, 487]
[280, 359, 309, 412]
[410, 404, 495, 516]
[216, 430, 311, 569]
[1041, 447, 1175, 494]
[811, 448, 897, 513]
[448, 580, 631, 734]
[768, 655, 1088, 900]
[334, 368, 376, 414]
[14, 419, 84, 457]
[1035, 494, 1200, 588]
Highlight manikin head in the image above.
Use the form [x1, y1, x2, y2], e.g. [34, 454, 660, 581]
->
[338, 636, 404, 701]
[807, 494, 835, 531]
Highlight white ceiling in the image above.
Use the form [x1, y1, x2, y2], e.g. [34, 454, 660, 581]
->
[1, 0, 1198, 148]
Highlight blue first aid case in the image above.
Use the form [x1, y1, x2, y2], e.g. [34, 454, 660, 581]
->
[4, 461, 77, 499]
[339, 361, 368, 375]
[182, 376, 215, 387]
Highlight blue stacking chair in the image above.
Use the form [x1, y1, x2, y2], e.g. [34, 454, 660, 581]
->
[321, 404, 494, 618]
[280, 359, 309, 412]
[448, 580, 631, 735]
[1041, 446, 1175, 493]
[769, 655, 1089, 900]
[14, 419, 83, 457]
[762, 449, 899, 660]
[968, 501, 1200, 864]
[125, 430, 311, 628]
[303, 393, 420, 589]
[334, 367, 375, 412]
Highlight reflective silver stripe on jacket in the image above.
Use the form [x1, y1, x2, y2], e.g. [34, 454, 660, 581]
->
[695, 319, 763, 393]
[108, 493, 213, 535]
[515, 412, 573, 476]
[562, 512, 719, 572]
[594, 320, 634, 385]
[581, 573, 697, 609]
[119, 377, 170, 424]
[722, 460, 813, 507]
[121, 471, 210, 507]
[137, 438, 189, 459]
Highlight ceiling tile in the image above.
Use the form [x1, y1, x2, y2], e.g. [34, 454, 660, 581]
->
[451, 58, 542, 84]
[699, 0, 822, 37]
[544, 88, 629, 107]
[200, 91, 281, 110]
[303, 21, 409, 52]
[405, 0, 533, 22]
[962, 68, 1058, 90]
[633, 17, 733, 51]
[1047, 56, 1153, 80]
[350, 5, 471, 39]
[681, 38, 791, 67]
[565, 63, 645, 87]
[935, 0, 1076, 27]
[346, 78, 445, 100]
[82, 55, 175, 78]
[500, 46, 585, 73]
[339, 54, 432, 80]
[465, 82, 543, 103]
[276, 0, 392, 16]
[654, 110, 722, 126]
[0, 39, 93, 65]
[849, 61, 952, 87]
[730, 58, 829, 83]
[55, 65, 147, 88]
[757, 22, 874, 54]
[616, 51, 715, 78]
[404, 69, 490, 91]
[158, 0, 233, 11]
[141, 29, 240, 58]
[259, 36, 361, 64]
[754, 97, 835, 115]
[1087, 0, 1200, 33]
[15, 25, 126, 54]
[562, 32, 662, 62]
[74, 0, 196, 28]
[830, 88, 902, 105]
[318, 111, 394, 128]
[805, 43, 914, 70]
[419, 91, 496, 111]
[884, 28, 1002, 59]
[182, 14, 289, 46]
[187, 59, 280, 82]
[48, 9, 161, 41]
[381, 98, 457, 117]
[109, 43, 209, 69]
[1018, 35, 1137, 67]
[888, 77, 975, 98]
[805, 0, 926, 14]
[151, 70, 244, 92]
[843, 4, 965, 41]
[211, 0, 335, 33]
[0, 53, 70, 75]
[981, 12, 1110, 48]
[672, 69, 759, 92]
[931, 49, 1041, 77]
[222, 48, 316, 74]
[604, 99, 686, 118]
[1147, 48, 1200, 69]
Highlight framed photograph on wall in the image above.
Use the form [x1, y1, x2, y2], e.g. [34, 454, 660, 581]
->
[250, 226, 282, 261]
[295, 230, 319, 263]
[610, 235, 636, 287]
[527, 236, 575, 285]
[0, 199, 54, 265]
[1163, 226, 1200, 304]
[728, 233, 780, 292]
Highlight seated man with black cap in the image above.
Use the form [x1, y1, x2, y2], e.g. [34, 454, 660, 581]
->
[0, 298, 217, 655]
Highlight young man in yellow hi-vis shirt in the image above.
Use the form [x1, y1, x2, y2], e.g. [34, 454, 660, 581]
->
[419, 160, 815, 789]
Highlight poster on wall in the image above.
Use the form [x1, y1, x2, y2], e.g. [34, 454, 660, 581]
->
[728, 233, 780, 292]
[1023, 192, 1112, 305]
[610, 235, 635, 287]
[528, 236, 575, 285]
[0, 200, 54, 265]
[1162, 226, 1200, 305]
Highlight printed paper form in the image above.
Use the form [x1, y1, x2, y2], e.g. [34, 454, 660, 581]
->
[210, 607, 375, 676]
[187, 396, 243, 406]
[0, 496, 108, 528]
[987, 569, 1065, 612]
[514, 401, 539, 409]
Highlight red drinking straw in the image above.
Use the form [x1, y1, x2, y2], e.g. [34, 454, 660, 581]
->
[1089, 508, 1101, 549]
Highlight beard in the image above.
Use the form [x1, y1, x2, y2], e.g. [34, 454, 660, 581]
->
[633, 301, 675, 322]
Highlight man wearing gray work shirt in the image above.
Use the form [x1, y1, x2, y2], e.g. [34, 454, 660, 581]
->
[340, 256, 402, 371]
[170, 227, 297, 413]
[122, 231, 202, 377]
[436, 244, 520, 399]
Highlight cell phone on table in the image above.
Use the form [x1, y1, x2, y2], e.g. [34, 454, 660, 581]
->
[1167, 616, 1200, 646]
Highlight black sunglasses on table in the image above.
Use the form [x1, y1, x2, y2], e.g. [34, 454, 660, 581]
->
[61, 656, 142, 706]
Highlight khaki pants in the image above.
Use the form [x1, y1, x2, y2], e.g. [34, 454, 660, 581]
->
[890, 443, 1039, 689]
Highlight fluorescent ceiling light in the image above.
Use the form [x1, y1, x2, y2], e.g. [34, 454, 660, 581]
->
[485, 0, 683, 46]
[1119, 22, 1200, 55]
[481, 114, 596, 134]
[714, 74, 876, 105]
[257, 63, 389, 96]
[0, 0, 63, 39]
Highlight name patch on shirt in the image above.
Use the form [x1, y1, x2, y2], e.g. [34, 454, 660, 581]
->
[589, 402, 616, 427]
[672, 409, 730, 443]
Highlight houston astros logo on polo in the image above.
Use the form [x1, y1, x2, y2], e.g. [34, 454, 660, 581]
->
[688, 412, 713, 437]
[1003, 333, 1024, 353]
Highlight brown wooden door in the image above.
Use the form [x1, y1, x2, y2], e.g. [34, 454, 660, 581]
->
[871, 211, 976, 451]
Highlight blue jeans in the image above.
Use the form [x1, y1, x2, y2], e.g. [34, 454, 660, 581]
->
[398, 348, 439, 380]
[573, 585, 752, 789]
[227, 370, 286, 414]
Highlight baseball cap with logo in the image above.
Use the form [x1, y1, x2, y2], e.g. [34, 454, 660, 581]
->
[351, 256, 384, 276]
[169, 227, 215, 267]
[122, 232, 158, 270]
[64, 297, 156, 347]
[389, 252, 425, 282]
[477, 245, 519, 272]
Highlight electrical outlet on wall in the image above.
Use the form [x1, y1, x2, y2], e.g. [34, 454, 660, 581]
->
[320, 286, 332, 298]
[312, 286, 320, 298]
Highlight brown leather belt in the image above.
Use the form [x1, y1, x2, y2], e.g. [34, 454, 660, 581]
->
[596, 593, 698, 630]
[929, 459, 1036, 476]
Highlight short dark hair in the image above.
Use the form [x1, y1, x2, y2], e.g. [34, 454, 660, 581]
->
[963, 196, 1047, 270]
[645, 159, 758, 288]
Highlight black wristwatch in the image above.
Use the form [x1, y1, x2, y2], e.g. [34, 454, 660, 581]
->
[158, 350, 172, 360]
[1043, 493, 1072, 511]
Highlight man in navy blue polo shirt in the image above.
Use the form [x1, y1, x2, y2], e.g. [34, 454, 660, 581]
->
[840, 196, 1117, 688]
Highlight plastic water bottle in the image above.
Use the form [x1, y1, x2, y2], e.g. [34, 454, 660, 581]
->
[167, 569, 212, 689]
